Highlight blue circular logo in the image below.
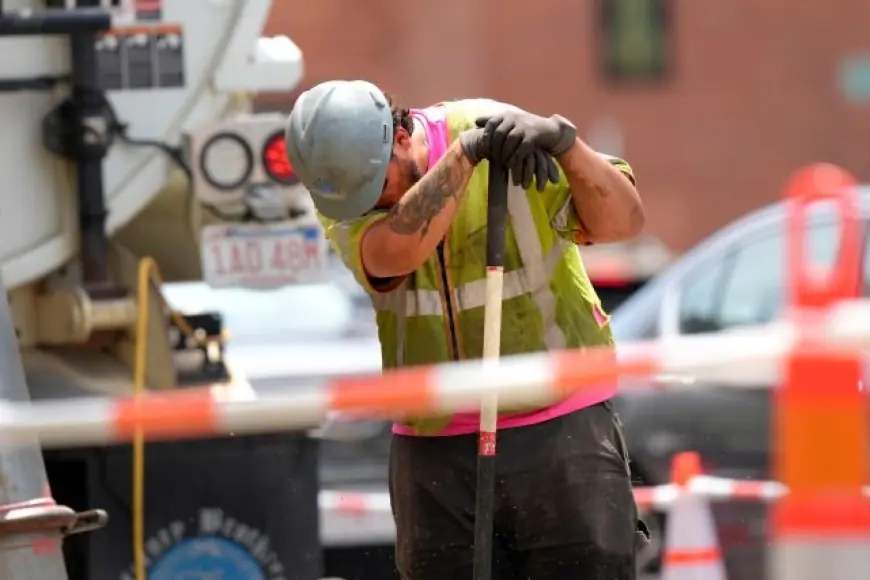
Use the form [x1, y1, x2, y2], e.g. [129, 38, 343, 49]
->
[150, 536, 266, 580]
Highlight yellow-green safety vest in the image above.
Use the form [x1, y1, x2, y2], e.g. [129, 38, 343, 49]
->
[319, 99, 635, 433]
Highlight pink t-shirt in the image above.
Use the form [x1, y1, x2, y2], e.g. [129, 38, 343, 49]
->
[392, 106, 615, 437]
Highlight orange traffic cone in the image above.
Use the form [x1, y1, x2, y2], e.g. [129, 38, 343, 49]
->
[661, 451, 727, 580]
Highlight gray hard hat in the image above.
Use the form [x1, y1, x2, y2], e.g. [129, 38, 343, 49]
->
[284, 80, 394, 221]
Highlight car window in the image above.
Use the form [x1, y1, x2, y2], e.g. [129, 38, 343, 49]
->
[717, 232, 785, 328]
[677, 257, 729, 334]
[679, 221, 843, 334]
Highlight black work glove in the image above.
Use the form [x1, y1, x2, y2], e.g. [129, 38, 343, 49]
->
[509, 149, 560, 191]
[458, 128, 560, 192]
[475, 110, 577, 166]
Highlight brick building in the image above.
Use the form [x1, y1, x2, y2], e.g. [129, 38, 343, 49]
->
[260, 0, 870, 252]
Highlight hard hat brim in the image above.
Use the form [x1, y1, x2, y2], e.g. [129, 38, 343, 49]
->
[309, 143, 391, 221]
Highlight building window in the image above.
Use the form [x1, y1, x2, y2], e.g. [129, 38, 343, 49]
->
[599, 0, 671, 82]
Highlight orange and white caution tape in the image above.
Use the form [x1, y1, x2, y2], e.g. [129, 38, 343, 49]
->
[633, 476, 789, 511]
[316, 475, 870, 549]
[319, 490, 392, 514]
[0, 299, 867, 449]
[634, 476, 870, 510]
[317, 476, 870, 518]
[318, 490, 394, 546]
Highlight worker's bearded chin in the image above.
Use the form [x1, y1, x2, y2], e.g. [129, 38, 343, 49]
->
[395, 159, 424, 203]
[407, 158, 423, 185]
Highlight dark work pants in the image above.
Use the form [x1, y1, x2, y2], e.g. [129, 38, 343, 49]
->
[388, 401, 648, 579]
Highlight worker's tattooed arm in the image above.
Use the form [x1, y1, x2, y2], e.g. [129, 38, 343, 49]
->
[361, 141, 474, 279]
[558, 139, 645, 243]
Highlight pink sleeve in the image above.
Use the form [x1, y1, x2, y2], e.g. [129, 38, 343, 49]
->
[410, 106, 450, 168]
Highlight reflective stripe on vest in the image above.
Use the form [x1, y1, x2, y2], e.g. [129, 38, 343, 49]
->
[330, 221, 352, 265]
[366, 184, 573, 355]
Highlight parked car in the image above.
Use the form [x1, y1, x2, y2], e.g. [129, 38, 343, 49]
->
[610, 186, 870, 577]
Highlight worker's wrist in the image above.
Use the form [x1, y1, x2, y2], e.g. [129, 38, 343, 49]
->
[555, 137, 606, 180]
[555, 137, 582, 164]
[454, 132, 484, 167]
[549, 115, 578, 157]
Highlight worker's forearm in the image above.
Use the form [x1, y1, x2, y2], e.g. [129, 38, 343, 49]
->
[362, 141, 474, 278]
[557, 139, 645, 243]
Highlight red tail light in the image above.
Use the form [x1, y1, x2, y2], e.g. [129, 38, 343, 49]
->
[262, 131, 298, 185]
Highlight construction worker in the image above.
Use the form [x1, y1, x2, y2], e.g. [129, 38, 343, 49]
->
[285, 80, 649, 579]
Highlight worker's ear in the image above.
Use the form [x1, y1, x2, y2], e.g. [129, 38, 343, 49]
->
[393, 127, 412, 152]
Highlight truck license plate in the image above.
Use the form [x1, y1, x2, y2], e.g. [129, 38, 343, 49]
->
[201, 222, 329, 289]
